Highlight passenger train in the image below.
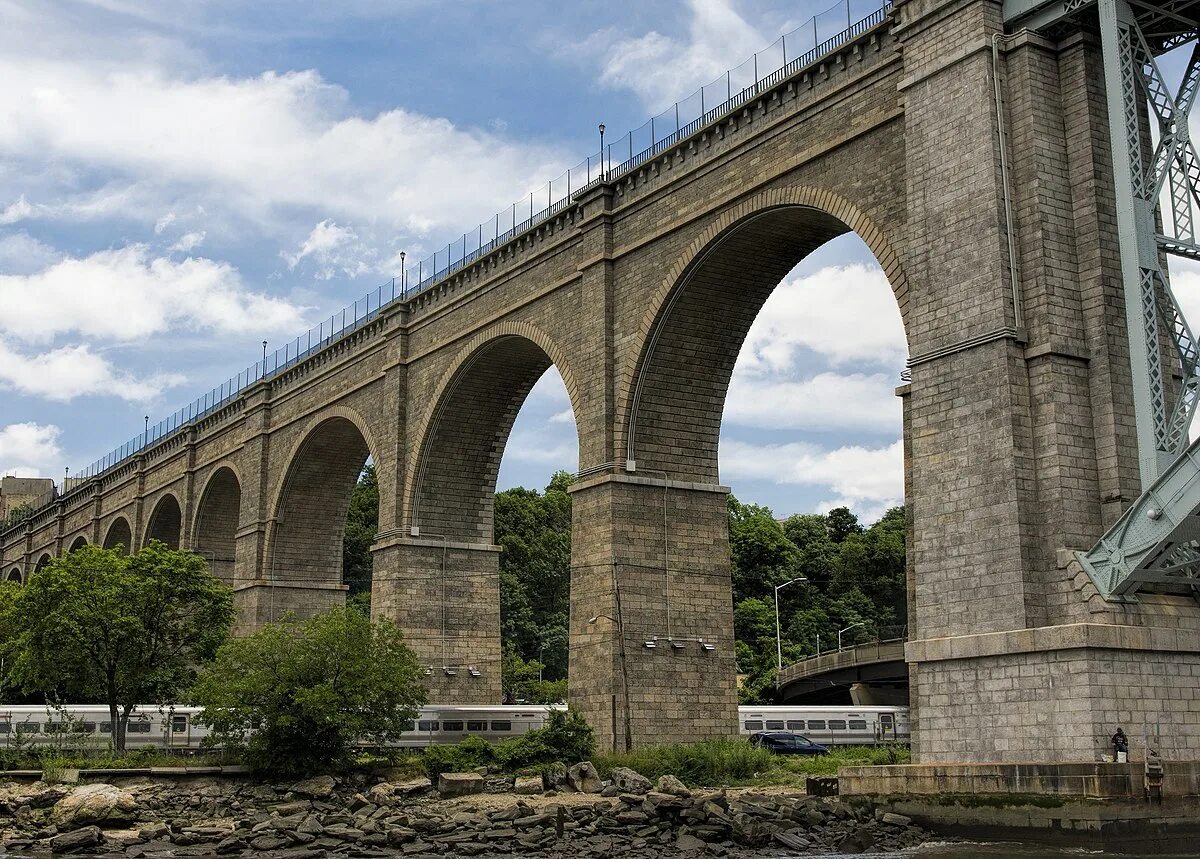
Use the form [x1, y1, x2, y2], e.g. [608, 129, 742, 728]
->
[0, 703, 909, 751]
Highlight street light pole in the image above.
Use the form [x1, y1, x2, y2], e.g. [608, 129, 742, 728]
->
[774, 577, 808, 673]
[838, 622, 867, 651]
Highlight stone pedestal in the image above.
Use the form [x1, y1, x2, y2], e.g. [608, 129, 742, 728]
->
[372, 534, 502, 705]
[568, 473, 738, 750]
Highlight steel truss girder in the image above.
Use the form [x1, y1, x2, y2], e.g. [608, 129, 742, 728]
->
[1076, 433, 1200, 598]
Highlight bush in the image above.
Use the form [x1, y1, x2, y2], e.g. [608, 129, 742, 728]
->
[596, 738, 775, 786]
[421, 708, 595, 778]
[192, 608, 425, 777]
[422, 736, 495, 778]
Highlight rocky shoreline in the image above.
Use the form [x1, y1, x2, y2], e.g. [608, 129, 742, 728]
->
[0, 766, 932, 858]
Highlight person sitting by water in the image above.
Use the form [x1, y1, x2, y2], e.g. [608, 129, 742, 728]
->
[1112, 727, 1129, 763]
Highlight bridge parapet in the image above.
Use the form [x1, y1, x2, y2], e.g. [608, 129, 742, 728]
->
[778, 638, 908, 686]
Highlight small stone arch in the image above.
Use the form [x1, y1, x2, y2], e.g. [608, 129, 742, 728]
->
[406, 329, 580, 540]
[262, 412, 379, 620]
[620, 188, 911, 482]
[6, 567, 21, 584]
[145, 493, 183, 550]
[193, 465, 242, 585]
[68, 535, 88, 552]
[35, 553, 52, 572]
[103, 516, 133, 555]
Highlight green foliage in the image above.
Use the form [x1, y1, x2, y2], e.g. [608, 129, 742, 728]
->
[421, 708, 595, 779]
[3, 502, 34, 528]
[596, 738, 775, 786]
[2, 542, 234, 749]
[342, 465, 378, 606]
[191, 607, 426, 777]
[496, 473, 572, 685]
[501, 644, 567, 704]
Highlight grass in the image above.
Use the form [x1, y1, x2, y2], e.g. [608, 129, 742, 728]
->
[595, 740, 910, 787]
[0, 747, 236, 772]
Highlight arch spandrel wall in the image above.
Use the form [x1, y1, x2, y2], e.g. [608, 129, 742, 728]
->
[5, 0, 1200, 761]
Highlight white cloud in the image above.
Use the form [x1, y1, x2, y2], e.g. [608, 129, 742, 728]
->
[0, 340, 184, 402]
[0, 195, 34, 225]
[170, 230, 205, 252]
[725, 372, 901, 432]
[282, 220, 369, 279]
[503, 430, 578, 468]
[738, 262, 907, 373]
[0, 244, 308, 344]
[720, 437, 903, 511]
[154, 211, 177, 234]
[0, 231, 62, 274]
[0, 58, 571, 253]
[583, 0, 765, 113]
[0, 422, 63, 477]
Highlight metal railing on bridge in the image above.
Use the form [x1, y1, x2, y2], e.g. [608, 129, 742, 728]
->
[778, 626, 907, 685]
[12, 0, 895, 526]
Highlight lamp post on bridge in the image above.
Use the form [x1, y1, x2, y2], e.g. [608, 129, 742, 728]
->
[774, 577, 807, 674]
[838, 622, 866, 651]
[598, 124, 606, 179]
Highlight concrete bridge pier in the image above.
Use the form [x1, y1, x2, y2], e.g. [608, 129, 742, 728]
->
[569, 473, 738, 751]
[372, 536, 503, 704]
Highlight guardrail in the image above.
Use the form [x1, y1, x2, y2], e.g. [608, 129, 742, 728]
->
[778, 636, 907, 685]
[3, 0, 896, 537]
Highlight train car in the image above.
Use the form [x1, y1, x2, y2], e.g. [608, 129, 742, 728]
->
[391, 705, 554, 748]
[0, 704, 210, 751]
[736, 705, 909, 746]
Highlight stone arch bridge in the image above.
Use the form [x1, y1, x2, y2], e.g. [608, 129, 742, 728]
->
[5, 0, 1200, 763]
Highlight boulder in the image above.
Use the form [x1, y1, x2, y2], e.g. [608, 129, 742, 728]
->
[676, 831, 707, 852]
[288, 775, 336, 799]
[880, 811, 913, 827]
[393, 777, 433, 797]
[49, 825, 103, 854]
[655, 775, 691, 798]
[366, 782, 396, 804]
[436, 772, 484, 798]
[542, 762, 568, 791]
[567, 761, 603, 794]
[51, 784, 139, 829]
[513, 776, 543, 795]
[608, 767, 652, 795]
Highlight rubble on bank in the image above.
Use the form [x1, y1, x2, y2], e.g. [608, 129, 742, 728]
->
[0, 767, 931, 858]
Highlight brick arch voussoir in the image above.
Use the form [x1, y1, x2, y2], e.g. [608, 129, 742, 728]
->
[618, 185, 909, 464]
[265, 404, 384, 529]
[402, 320, 582, 529]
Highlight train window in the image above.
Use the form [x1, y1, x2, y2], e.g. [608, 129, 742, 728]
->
[765, 720, 785, 730]
[490, 720, 512, 732]
[467, 720, 487, 732]
[417, 721, 439, 732]
[0, 723, 9, 734]
[442, 721, 464, 732]
[171, 716, 187, 734]
[849, 720, 867, 730]
[401, 720, 416, 731]
[74, 722, 97, 733]
[808, 720, 826, 731]
[44, 722, 68, 734]
[744, 720, 764, 731]
[127, 722, 151, 733]
[828, 720, 847, 730]
[19, 722, 40, 733]
[786, 720, 805, 730]
[100, 722, 112, 733]
[880, 713, 894, 724]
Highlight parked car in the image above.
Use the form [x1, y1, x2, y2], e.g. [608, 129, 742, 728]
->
[749, 731, 829, 756]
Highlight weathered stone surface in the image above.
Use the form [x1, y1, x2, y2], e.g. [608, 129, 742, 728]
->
[655, 775, 691, 798]
[287, 775, 336, 799]
[568, 761, 603, 794]
[436, 772, 484, 798]
[49, 825, 103, 853]
[609, 767, 653, 795]
[51, 784, 138, 829]
[513, 776, 543, 795]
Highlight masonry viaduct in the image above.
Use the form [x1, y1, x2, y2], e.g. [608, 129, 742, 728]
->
[4, 0, 1200, 763]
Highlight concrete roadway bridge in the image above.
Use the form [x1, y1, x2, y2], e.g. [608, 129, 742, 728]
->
[777, 639, 909, 705]
[4, 0, 1200, 764]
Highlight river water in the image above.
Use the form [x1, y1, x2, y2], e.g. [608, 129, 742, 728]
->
[788, 844, 1188, 858]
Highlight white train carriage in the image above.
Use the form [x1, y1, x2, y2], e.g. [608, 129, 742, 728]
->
[391, 705, 554, 748]
[737, 705, 909, 746]
[0, 705, 210, 751]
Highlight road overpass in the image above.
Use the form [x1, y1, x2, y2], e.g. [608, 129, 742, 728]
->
[777, 639, 908, 706]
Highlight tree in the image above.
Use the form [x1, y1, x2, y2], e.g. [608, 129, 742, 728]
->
[5, 542, 233, 750]
[3, 503, 34, 528]
[728, 496, 801, 603]
[191, 607, 425, 776]
[342, 465, 378, 605]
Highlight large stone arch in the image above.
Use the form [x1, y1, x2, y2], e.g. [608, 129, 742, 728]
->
[144, 493, 182, 550]
[103, 516, 133, 555]
[407, 325, 581, 540]
[257, 411, 378, 625]
[192, 466, 242, 585]
[620, 189, 910, 480]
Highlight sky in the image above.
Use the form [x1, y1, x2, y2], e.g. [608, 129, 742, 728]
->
[0, 0, 986, 523]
